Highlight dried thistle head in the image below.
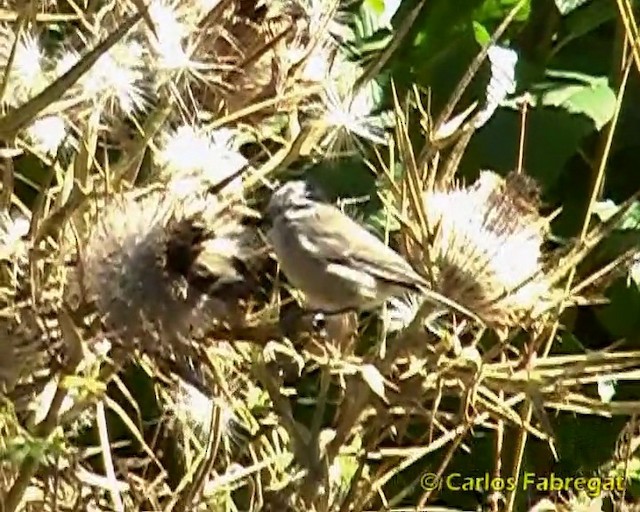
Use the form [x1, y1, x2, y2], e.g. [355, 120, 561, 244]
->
[55, 27, 151, 121]
[0, 210, 29, 268]
[22, 114, 73, 157]
[193, 0, 341, 120]
[154, 124, 247, 198]
[423, 170, 554, 328]
[80, 187, 262, 357]
[0, 26, 50, 107]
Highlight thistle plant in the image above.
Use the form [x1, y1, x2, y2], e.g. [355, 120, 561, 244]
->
[0, 1, 639, 512]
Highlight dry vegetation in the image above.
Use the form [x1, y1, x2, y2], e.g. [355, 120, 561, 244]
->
[0, 0, 639, 511]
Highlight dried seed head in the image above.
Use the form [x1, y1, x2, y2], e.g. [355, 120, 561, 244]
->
[424, 171, 553, 327]
[143, 0, 207, 86]
[81, 189, 259, 353]
[23, 115, 71, 156]
[314, 53, 392, 155]
[154, 124, 247, 199]
[0, 210, 29, 264]
[0, 27, 49, 107]
[61, 35, 150, 117]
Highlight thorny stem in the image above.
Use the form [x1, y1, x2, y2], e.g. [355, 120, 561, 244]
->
[504, 52, 632, 512]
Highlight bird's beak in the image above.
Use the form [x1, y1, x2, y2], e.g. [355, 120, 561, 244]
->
[206, 166, 249, 196]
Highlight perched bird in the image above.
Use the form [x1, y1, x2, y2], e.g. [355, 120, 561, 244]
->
[266, 180, 475, 318]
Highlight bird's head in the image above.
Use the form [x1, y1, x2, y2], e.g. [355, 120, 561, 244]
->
[266, 180, 326, 221]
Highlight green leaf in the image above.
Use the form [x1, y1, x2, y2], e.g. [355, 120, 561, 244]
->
[461, 107, 593, 192]
[366, 205, 402, 237]
[554, 0, 592, 15]
[473, 0, 532, 23]
[360, 0, 402, 33]
[552, 0, 615, 55]
[364, 0, 386, 14]
[506, 71, 616, 130]
[595, 279, 640, 339]
[472, 20, 491, 45]
[593, 200, 640, 230]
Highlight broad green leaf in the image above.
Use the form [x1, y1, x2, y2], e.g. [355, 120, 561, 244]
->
[365, 0, 386, 13]
[552, 0, 615, 55]
[505, 72, 616, 130]
[360, 0, 402, 34]
[366, 205, 402, 237]
[554, 0, 592, 15]
[473, 0, 532, 23]
[593, 200, 640, 230]
[472, 20, 491, 45]
[461, 107, 593, 192]
[595, 279, 640, 338]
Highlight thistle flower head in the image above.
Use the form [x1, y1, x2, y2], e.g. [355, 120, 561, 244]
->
[0, 210, 29, 263]
[315, 54, 391, 155]
[63, 37, 149, 117]
[155, 124, 247, 198]
[144, 0, 203, 82]
[82, 191, 206, 346]
[82, 188, 259, 351]
[0, 27, 49, 106]
[23, 115, 70, 156]
[424, 171, 553, 327]
[296, 44, 335, 83]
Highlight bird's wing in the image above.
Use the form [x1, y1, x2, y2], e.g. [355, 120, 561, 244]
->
[300, 204, 427, 289]
[299, 205, 482, 322]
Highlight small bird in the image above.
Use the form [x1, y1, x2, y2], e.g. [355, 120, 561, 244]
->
[165, 211, 260, 300]
[266, 180, 475, 319]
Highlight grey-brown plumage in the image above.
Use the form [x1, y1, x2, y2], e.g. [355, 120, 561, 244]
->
[165, 216, 256, 300]
[266, 181, 472, 317]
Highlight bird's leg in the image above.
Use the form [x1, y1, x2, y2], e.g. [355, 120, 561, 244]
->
[308, 307, 359, 340]
[311, 312, 328, 338]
